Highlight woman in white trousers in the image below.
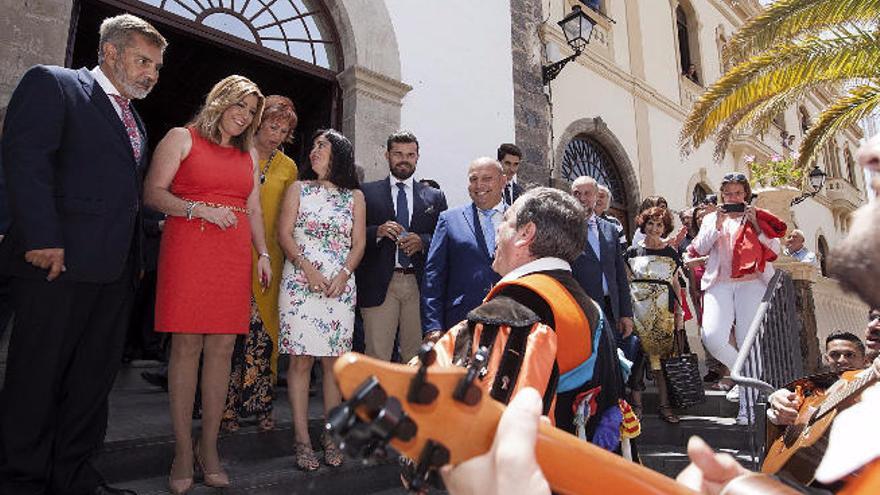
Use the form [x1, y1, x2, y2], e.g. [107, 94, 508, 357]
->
[690, 173, 780, 423]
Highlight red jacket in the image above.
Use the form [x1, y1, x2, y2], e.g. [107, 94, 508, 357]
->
[731, 208, 787, 278]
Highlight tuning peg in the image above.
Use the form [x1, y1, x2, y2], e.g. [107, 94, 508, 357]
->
[407, 343, 439, 405]
[370, 396, 418, 442]
[453, 345, 488, 405]
[408, 440, 450, 492]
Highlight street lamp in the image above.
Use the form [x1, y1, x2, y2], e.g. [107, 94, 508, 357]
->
[791, 165, 828, 205]
[542, 5, 596, 84]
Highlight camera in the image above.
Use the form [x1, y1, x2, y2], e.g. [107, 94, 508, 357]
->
[720, 203, 745, 213]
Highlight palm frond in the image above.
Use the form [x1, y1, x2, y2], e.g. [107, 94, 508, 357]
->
[798, 84, 880, 168]
[681, 28, 880, 150]
[724, 0, 880, 65]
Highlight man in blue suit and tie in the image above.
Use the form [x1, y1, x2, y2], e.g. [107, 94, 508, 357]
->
[357, 131, 447, 362]
[570, 176, 635, 344]
[498, 143, 524, 206]
[0, 15, 166, 495]
[421, 157, 506, 338]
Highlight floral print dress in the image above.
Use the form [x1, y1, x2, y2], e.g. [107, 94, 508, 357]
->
[279, 182, 355, 356]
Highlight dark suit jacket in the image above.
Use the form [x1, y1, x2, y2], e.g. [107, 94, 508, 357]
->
[571, 216, 633, 322]
[356, 176, 447, 308]
[0, 66, 146, 283]
[504, 180, 523, 205]
[421, 203, 501, 332]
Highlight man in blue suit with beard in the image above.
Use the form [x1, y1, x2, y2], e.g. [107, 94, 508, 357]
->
[357, 131, 447, 363]
[421, 158, 506, 339]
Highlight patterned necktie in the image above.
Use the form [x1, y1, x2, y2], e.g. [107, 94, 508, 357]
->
[396, 182, 410, 267]
[480, 208, 496, 256]
[110, 94, 142, 162]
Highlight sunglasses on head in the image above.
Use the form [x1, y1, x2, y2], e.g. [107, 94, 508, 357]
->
[723, 173, 748, 182]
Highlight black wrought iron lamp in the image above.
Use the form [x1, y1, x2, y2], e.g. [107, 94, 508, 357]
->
[542, 5, 596, 85]
[790, 165, 828, 205]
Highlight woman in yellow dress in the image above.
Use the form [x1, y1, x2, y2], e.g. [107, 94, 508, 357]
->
[223, 95, 298, 431]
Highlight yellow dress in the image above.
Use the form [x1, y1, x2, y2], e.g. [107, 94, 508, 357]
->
[252, 150, 297, 376]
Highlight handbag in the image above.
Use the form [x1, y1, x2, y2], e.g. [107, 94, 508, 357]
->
[661, 329, 706, 408]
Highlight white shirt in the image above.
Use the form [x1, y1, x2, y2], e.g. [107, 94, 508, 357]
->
[500, 257, 571, 284]
[786, 247, 819, 267]
[390, 175, 415, 225]
[91, 66, 125, 121]
[690, 211, 780, 290]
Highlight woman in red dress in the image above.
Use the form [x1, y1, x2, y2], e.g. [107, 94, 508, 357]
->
[144, 75, 271, 494]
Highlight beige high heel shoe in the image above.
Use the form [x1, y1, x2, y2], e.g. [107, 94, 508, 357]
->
[194, 443, 230, 488]
[168, 456, 194, 495]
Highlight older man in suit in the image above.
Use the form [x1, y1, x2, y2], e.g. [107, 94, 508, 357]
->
[421, 157, 505, 338]
[0, 15, 166, 495]
[570, 176, 634, 342]
[357, 131, 447, 362]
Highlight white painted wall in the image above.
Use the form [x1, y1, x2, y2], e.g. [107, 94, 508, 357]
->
[384, 0, 516, 207]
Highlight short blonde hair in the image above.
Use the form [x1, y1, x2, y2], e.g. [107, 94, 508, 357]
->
[191, 75, 264, 152]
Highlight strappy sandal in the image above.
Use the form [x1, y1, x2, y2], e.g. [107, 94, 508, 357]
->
[659, 404, 680, 424]
[220, 419, 240, 433]
[294, 442, 320, 471]
[321, 432, 344, 467]
[257, 415, 275, 432]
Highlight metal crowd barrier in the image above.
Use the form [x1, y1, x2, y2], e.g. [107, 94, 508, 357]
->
[729, 269, 805, 469]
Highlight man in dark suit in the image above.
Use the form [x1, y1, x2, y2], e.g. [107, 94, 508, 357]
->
[0, 15, 166, 495]
[498, 143, 524, 206]
[357, 131, 447, 362]
[570, 176, 634, 343]
[421, 157, 505, 337]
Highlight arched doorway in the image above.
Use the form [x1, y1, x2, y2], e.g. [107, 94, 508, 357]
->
[68, 0, 342, 167]
[561, 136, 631, 234]
[817, 235, 829, 277]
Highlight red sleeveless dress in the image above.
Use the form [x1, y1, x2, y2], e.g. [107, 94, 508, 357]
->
[155, 128, 253, 334]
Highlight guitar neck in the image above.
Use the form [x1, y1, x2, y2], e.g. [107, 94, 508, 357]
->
[816, 370, 877, 419]
[536, 421, 697, 495]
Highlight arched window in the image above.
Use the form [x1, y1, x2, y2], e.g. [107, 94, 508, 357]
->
[675, 2, 703, 84]
[138, 0, 338, 69]
[799, 106, 811, 135]
[561, 137, 630, 229]
[845, 147, 858, 185]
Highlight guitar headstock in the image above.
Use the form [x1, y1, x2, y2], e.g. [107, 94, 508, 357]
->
[327, 350, 699, 495]
[327, 351, 502, 465]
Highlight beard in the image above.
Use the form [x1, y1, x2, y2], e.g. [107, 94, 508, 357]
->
[829, 201, 880, 308]
[391, 162, 415, 180]
[112, 60, 155, 100]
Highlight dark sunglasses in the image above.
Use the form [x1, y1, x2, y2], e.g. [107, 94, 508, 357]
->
[722, 173, 748, 182]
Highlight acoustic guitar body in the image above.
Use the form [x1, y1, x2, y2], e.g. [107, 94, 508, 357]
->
[762, 370, 864, 485]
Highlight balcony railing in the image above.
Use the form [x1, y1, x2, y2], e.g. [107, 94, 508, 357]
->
[824, 177, 864, 211]
[679, 75, 703, 111]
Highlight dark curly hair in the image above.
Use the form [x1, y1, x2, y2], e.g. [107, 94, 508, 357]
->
[637, 206, 674, 236]
[301, 129, 359, 190]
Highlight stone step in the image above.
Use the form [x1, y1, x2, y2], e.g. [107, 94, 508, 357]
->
[640, 389, 739, 418]
[637, 413, 758, 451]
[115, 452, 400, 494]
[638, 444, 758, 478]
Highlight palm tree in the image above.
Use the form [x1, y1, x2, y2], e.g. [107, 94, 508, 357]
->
[680, 0, 880, 170]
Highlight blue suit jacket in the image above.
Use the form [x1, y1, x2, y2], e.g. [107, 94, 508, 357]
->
[571, 216, 633, 322]
[0, 66, 147, 282]
[356, 177, 447, 308]
[421, 203, 502, 332]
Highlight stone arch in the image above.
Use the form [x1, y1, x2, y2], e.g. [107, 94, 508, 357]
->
[323, 0, 412, 179]
[685, 168, 713, 207]
[554, 117, 641, 231]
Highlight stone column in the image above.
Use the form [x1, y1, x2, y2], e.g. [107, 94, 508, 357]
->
[510, 0, 551, 187]
[775, 259, 822, 374]
[336, 65, 412, 181]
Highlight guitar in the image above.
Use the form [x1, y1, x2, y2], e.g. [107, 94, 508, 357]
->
[762, 368, 878, 484]
[328, 352, 702, 495]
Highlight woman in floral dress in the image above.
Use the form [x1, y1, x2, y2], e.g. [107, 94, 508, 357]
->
[277, 129, 365, 471]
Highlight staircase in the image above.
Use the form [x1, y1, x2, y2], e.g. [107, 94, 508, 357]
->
[637, 386, 759, 478]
